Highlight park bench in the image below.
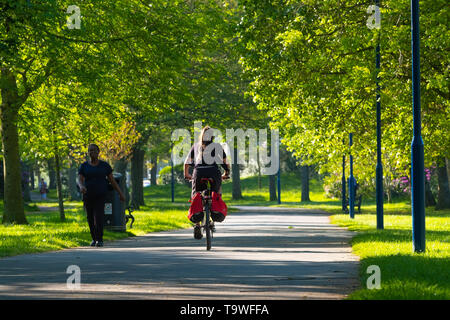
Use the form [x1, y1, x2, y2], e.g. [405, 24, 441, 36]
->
[344, 194, 362, 214]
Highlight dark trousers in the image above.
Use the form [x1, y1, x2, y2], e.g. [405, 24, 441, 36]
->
[191, 166, 222, 199]
[84, 194, 106, 242]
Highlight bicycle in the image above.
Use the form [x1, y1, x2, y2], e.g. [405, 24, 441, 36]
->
[198, 178, 215, 250]
[189, 176, 229, 251]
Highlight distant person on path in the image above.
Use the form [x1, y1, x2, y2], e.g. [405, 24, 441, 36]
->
[184, 126, 230, 239]
[39, 179, 48, 200]
[78, 144, 125, 247]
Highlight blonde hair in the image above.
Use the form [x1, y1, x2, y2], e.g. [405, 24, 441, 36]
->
[196, 126, 214, 164]
[199, 126, 214, 144]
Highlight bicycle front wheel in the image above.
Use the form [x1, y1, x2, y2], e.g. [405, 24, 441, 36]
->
[205, 205, 212, 251]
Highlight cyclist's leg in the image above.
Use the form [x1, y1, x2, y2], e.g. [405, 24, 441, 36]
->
[211, 169, 222, 194]
[193, 167, 210, 195]
[210, 169, 226, 222]
[191, 168, 198, 199]
[190, 168, 204, 239]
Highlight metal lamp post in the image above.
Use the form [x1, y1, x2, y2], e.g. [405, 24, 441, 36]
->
[411, 0, 425, 253]
[171, 143, 175, 203]
[367, 1, 384, 227]
[342, 138, 346, 212]
[277, 138, 281, 204]
[349, 133, 355, 219]
[375, 0, 384, 229]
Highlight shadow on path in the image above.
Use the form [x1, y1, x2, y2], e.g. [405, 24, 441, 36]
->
[0, 207, 360, 299]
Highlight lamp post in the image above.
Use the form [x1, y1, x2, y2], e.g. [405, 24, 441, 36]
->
[367, 1, 383, 227]
[342, 138, 346, 212]
[171, 143, 175, 203]
[349, 133, 355, 219]
[277, 137, 281, 204]
[375, 0, 384, 230]
[411, 0, 425, 253]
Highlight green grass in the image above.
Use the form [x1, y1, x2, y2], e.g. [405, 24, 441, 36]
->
[330, 207, 450, 299]
[149, 172, 326, 206]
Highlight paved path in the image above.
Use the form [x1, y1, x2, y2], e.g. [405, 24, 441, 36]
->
[28, 192, 58, 212]
[0, 207, 360, 299]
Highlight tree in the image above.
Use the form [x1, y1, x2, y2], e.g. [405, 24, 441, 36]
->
[2, 0, 232, 223]
[238, 0, 449, 200]
[163, 1, 268, 200]
[19, 78, 141, 220]
[1, 0, 144, 223]
[435, 158, 450, 210]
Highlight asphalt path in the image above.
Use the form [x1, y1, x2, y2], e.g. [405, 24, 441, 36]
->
[0, 206, 360, 300]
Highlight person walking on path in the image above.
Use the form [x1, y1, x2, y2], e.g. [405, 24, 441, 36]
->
[78, 144, 125, 247]
[39, 178, 48, 200]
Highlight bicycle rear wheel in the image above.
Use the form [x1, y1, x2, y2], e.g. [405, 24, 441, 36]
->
[205, 204, 212, 251]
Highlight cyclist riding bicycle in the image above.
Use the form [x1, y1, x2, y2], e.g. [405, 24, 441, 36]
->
[184, 125, 230, 239]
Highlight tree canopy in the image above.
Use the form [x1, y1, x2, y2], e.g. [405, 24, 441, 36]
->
[238, 0, 449, 192]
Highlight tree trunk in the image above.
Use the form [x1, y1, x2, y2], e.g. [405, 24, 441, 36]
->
[143, 160, 148, 179]
[30, 163, 35, 190]
[36, 164, 41, 195]
[21, 162, 31, 202]
[0, 161, 4, 199]
[36, 164, 41, 180]
[131, 147, 145, 209]
[257, 156, 262, 189]
[269, 174, 277, 201]
[47, 158, 56, 189]
[386, 181, 392, 204]
[301, 165, 310, 202]
[150, 154, 158, 186]
[447, 158, 450, 186]
[436, 158, 450, 210]
[68, 161, 80, 200]
[384, 172, 392, 203]
[232, 146, 243, 200]
[54, 153, 65, 221]
[425, 179, 436, 207]
[0, 68, 27, 224]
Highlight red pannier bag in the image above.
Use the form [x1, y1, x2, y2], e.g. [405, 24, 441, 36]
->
[211, 192, 227, 222]
[188, 192, 203, 221]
